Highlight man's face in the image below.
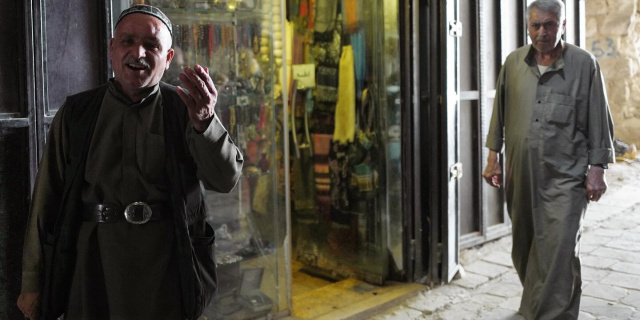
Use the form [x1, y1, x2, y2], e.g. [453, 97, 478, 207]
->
[110, 13, 174, 98]
[528, 8, 565, 54]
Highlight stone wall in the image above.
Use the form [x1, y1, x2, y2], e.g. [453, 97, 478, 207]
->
[586, 0, 640, 147]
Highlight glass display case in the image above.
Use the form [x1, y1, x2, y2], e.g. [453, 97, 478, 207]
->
[111, 1, 288, 319]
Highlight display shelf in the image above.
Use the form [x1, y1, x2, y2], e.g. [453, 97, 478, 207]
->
[162, 8, 270, 22]
[144, 0, 263, 12]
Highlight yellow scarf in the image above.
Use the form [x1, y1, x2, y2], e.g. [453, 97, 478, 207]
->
[333, 45, 356, 144]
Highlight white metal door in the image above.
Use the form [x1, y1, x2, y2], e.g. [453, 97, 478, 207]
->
[443, 0, 461, 283]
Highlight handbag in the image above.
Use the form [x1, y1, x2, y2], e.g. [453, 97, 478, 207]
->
[347, 88, 379, 201]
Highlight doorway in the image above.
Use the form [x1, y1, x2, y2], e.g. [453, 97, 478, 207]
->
[284, 0, 406, 314]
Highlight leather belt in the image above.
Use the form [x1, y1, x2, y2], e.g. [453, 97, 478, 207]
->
[83, 203, 170, 224]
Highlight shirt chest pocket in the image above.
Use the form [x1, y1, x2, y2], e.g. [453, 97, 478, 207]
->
[546, 93, 575, 125]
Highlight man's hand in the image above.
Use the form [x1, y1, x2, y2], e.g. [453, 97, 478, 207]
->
[176, 65, 218, 133]
[17, 291, 40, 319]
[586, 165, 607, 202]
[482, 150, 502, 188]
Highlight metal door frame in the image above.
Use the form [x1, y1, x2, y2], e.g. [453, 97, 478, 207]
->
[405, 0, 461, 285]
[440, 0, 461, 283]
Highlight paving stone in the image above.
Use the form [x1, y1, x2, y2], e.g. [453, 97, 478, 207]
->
[581, 254, 618, 269]
[580, 296, 637, 319]
[498, 296, 521, 312]
[477, 308, 524, 320]
[583, 283, 628, 301]
[620, 229, 640, 242]
[624, 213, 640, 224]
[482, 251, 513, 268]
[460, 238, 512, 266]
[620, 290, 640, 308]
[609, 261, 640, 276]
[587, 201, 626, 213]
[437, 300, 492, 320]
[581, 234, 614, 247]
[464, 261, 510, 279]
[582, 223, 598, 232]
[592, 228, 623, 238]
[452, 272, 489, 290]
[601, 218, 639, 230]
[406, 291, 452, 313]
[430, 285, 470, 299]
[581, 266, 611, 282]
[598, 186, 640, 207]
[580, 244, 598, 254]
[590, 247, 640, 264]
[478, 282, 523, 298]
[614, 214, 640, 224]
[605, 238, 640, 251]
[578, 311, 596, 320]
[369, 306, 424, 320]
[437, 304, 481, 320]
[584, 206, 616, 223]
[468, 292, 505, 309]
[601, 272, 640, 290]
[460, 250, 483, 266]
[501, 272, 522, 285]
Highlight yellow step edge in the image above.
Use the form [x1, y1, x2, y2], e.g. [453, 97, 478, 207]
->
[292, 279, 426, 320]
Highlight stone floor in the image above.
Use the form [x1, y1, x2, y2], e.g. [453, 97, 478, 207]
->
[370, 160, 640, 320]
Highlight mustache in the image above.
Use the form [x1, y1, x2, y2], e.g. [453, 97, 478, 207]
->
[536, 36, 551, 42]
[124, 57, 150, 68]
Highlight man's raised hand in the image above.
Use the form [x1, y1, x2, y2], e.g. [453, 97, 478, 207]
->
[177, 65, 218, 133]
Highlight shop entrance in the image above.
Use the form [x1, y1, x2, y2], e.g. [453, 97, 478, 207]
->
[287, 0, 403, 291]
[284, 0, 416, 316]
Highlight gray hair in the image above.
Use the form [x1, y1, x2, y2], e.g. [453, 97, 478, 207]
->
[527, 0, 565, 22]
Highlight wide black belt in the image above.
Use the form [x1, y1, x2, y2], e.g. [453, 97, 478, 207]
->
[83, 202, 170, 224]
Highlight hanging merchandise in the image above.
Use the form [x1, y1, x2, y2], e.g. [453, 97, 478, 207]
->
[252, 105, 273, 216]
[314, 26, 341, 106]
[345, 0, 366, 96]
[328, 45, 356, 212]
[315, 66, 339, 103]
[342, 0, 360, 34]
[326, 87, 381, 258]
[347, 88, 379, 201]
[332, 45, 356, 144]
[252, 173, 271, 215]
[351, 29, 366, 98]
[290, 0, 312, 34]
[307, 0, 315, 30]
[314, 0, 339, 41]
[312, 7, 341, 122]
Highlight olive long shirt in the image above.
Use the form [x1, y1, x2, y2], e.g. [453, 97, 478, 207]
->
[485, 41, 614, 319]
[21, 79, 244, 294]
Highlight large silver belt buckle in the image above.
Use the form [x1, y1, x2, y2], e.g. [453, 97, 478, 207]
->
[124, 202, 152, 224]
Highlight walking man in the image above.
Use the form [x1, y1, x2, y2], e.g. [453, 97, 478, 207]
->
[483, 0, 614, 318]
